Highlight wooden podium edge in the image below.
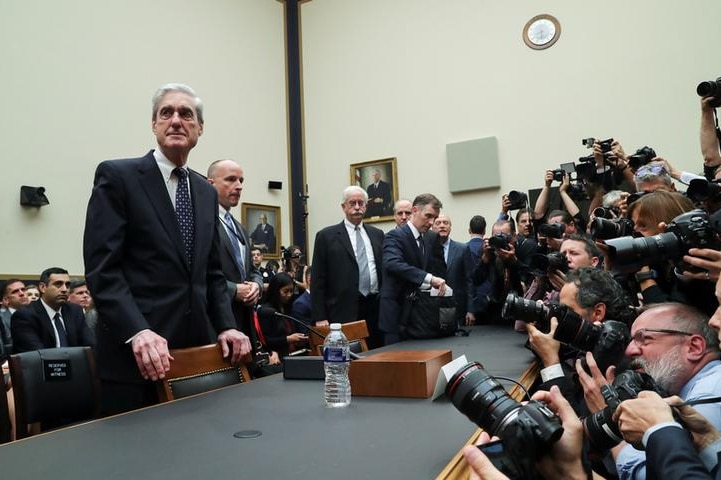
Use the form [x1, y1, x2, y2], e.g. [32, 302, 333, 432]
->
[435, 359, 541, 480]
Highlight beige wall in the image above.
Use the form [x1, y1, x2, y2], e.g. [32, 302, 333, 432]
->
[302, 0, 721, 245]
[0, 0, 288, 275]
[2, 0, 721, 275]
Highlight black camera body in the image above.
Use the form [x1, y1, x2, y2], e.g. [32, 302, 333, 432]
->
[537, 223, 566, 239]
[447, 362, 563, 479]
[590, 217, 635, 240]
[551, 169, 566, 182]
[697, 77, 721, 108]
[592, 207, 616, 219]
[489, 233, 512, 251]
[502, 295, 631, 374]
[507, 190, 528, 210]
[627, 146, 657, 170]
[605, 209, 721, 274]
[583, 370, 665, 450]
[528, 252, 569, 277]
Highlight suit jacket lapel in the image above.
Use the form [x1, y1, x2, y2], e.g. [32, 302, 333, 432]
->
[137, 154, 188, 270]
[336, 222, 356, 261]
[401, 225, 423, 267]
[60, 305, 77, 345]
[190, 171, 215, 274]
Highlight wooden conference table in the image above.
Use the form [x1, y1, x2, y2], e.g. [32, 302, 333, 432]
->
[0, 325, 535, 480]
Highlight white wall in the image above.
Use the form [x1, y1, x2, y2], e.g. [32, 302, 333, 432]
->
[301, 0, 721, 246]
[0, 0, 288, 275]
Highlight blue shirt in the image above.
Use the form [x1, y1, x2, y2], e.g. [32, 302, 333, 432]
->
[616, 359, 721, 480]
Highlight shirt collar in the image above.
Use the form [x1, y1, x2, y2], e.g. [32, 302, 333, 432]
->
[153, 149, 187, 183]
[40, 298, 59, 319]
[407, 222, 422, 239]
[344, 218, 363, 231]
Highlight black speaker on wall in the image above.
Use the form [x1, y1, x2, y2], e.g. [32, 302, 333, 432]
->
[268, 181, 283, 190]
[20, 186, 50, 207]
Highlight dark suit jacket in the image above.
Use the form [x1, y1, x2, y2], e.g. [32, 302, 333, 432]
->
[250, 223, 276, 253]
[365, 180, 392, 217]
[646, 425, 718, 479]
[311, 221, 384, 324]
[379, 225, 441, 335]
[11, 300, 95, 353]
[83, 151, 236, 383]
[292, 290, 312, 327]
[445, 239, 474, 320]
[216, 212, 264, 336]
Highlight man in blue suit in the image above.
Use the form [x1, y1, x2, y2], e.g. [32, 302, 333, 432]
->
[379, 193, 447, 344]
[84, 83, 251, 414]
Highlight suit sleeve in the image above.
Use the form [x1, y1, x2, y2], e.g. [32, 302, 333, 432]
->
[10, 310, 45, 353]
[310, 230, 329, 322]
[382, 229, 428, 287]
[83, 161, 150, 342]
[645, 426, 713, 480]
[206, 213, 237, 334]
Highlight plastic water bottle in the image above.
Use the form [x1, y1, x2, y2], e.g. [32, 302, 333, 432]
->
[323, 323, 351, 407]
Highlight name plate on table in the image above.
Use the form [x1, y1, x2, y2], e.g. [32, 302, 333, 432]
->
[348, 350, 452, 398]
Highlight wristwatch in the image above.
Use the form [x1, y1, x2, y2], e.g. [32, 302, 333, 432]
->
[635, 270, 658, 282]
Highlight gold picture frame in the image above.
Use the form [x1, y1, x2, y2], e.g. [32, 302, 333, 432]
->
[242, 203, 281, 259]
[349, 157, 399, 223]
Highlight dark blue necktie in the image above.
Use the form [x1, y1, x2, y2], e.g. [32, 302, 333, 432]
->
[54, 312, 69, 347]
[173, 168, 194, 266]
[225, 211, 246, 280]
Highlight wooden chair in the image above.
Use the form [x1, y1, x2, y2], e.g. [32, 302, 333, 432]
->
[157, 344, 252, 403]
[0, 370, 11, 444]
[9, 347, 101, 439]
[307, 320, 370, 356]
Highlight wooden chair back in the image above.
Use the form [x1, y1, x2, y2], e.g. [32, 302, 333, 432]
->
[157, 344, 251, 402]
[307, 320, 370, 356]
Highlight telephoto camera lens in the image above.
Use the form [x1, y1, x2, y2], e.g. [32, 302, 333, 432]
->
[590, 217, 634, 240]
[604, 233, 682, 274]
[446, 362, 564, 479]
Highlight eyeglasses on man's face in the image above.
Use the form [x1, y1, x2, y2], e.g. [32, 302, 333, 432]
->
[631, 328, 692, 347]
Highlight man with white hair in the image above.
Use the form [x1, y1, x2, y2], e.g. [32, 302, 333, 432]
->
[311, 186, 384, 347]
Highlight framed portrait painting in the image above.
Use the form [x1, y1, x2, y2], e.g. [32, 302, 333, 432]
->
[242, 203, 281, 259]
[350, 157, 398, 223]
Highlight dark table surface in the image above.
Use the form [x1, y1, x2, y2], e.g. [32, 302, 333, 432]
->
[0, 325, 534, 480]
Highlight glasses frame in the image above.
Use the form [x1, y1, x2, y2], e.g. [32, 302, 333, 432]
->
[631, 328, 692, 347]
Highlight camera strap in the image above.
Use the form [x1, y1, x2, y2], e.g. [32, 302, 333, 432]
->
[674, 395, 721, 408]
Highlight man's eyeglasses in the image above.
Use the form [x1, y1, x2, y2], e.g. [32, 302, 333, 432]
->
[631, 328, 692, 347]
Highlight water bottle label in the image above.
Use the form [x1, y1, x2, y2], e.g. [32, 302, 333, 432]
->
[323, 346, 349, 362]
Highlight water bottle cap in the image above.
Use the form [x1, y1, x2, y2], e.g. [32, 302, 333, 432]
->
[329, 323, 342, 330]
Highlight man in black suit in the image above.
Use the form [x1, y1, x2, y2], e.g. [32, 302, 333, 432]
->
[379, 193, 447, 344]
[250, 214, 276, 253]
[432, 213, 475, 327]
[11, 267, 95, 353]
[83, 83, 251, 414]
[365, 168, 392, 218]
[312, 186, 384, 347]
[207, 159, 280, 373]
[1, 278, 31, 354]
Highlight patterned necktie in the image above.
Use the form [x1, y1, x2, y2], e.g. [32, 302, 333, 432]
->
[225, 211, 246, 280]
[418, 234, 425, 257]
[355, 226, 371, 296]
[173, 167, 194, 266]
[54, 312, 69, 347]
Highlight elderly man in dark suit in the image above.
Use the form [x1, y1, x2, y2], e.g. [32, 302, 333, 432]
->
[83, 83, 250, 415]
[312, 186, 384, 347]
[365, 168, 392, 218]
[432, 214, 475, 327]
[11, 267, 95, 353]
[250, 213, 276, 253]
[379, 193, 447, 344]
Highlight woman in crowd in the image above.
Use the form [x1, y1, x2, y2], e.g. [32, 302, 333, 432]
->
[256, 272, 308, 358]
[281, 244, 309, 300]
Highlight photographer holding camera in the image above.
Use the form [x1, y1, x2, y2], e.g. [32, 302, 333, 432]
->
[576, 302, 721, 480]
[614, 391, 721, 479]
[533, 171, 586, 248]
[701, 95, 721, 181]
[472, 219, 524, 325]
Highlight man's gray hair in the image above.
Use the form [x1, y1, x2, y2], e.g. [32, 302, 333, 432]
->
[634, 161, 673, 190]
[644, 302, 721, 356]
[152, 83, 204, 124]
[342, 186, 368, 203]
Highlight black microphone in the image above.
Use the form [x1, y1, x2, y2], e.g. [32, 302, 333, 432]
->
[256, 306, 362, 360]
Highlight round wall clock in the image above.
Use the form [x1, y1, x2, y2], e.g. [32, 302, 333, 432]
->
[523, 14, 561, 50]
